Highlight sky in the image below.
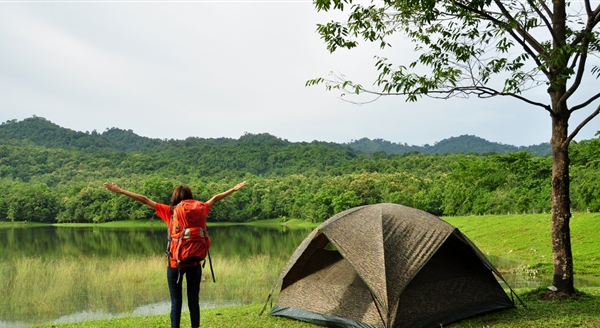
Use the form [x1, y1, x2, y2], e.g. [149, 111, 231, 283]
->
[1, 0, 599, 147]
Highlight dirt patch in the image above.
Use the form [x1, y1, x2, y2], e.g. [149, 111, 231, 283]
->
[535, 289, 591, 301]
[538, 290, 572, 301]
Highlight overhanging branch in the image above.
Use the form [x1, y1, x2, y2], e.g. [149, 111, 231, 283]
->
[324, 80, 552, 112]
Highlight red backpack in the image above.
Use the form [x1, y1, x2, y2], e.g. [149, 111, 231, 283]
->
[167, 199, 211, 268]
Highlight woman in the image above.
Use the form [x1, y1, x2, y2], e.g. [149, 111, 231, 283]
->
[103, 180, 246, 328]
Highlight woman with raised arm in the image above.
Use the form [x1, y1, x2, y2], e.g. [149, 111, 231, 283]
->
[103, 181, 246, 328]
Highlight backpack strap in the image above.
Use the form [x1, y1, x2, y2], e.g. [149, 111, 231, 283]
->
[166, 206, 174, 260]
[206, 248, 215, 282]
[167, 207, 183, 284]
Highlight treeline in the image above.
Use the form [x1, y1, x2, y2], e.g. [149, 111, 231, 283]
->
[3, 116, 551, 156]
[347, 135, 552, 155]
[0, 117, 598, 223]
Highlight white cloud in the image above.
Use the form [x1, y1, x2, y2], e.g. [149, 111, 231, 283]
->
[0, 1, 598, 146]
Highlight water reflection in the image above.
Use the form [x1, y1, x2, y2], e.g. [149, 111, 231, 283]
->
[0, 224, 309, 261]
[500, 273, 600, 289]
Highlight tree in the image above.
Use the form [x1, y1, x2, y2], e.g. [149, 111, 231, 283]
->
[309, 0, 600, 294]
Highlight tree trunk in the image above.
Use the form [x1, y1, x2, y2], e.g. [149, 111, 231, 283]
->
[550, 112, 575, 294]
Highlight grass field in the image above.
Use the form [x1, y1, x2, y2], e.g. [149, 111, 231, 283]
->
[444, 212, 600, 275]
[31, 287, 600, 328]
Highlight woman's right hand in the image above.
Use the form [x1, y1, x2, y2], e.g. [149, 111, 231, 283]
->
[232, 181, 247, 192]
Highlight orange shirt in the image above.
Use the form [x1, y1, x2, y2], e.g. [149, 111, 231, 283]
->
[155, 202, 211, 268]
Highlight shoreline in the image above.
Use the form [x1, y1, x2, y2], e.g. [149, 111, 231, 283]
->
[0, 217, 319, 229]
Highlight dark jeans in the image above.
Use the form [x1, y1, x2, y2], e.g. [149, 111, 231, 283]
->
[167, 265, 202, 328]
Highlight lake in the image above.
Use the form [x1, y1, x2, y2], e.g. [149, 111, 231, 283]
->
[0, 224, 310, 328]
[1, 224, 598, 328]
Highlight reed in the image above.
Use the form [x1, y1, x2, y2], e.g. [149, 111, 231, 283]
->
[202, 254, 285, 304]
[0, 256, 166, 321]
[0, 254, 286, 324]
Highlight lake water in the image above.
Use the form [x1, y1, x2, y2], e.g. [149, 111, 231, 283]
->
[1, 224, 598, 328]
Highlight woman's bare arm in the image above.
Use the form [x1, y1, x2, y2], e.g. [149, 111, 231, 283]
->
[206, 181, 246, 206]
[103, 182, 156, 209]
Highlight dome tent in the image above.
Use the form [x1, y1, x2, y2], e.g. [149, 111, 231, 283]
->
[264, 203, 517, 328]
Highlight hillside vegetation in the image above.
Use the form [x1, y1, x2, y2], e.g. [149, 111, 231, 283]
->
[0, 116, 598, 223]
[348, 135, 552, 155]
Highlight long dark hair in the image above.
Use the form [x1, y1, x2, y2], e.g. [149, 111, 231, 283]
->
[170, 185, 194, 207]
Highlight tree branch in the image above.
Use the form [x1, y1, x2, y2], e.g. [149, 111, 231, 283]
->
[492, 0, 547, 55]
[471, 86, 552, 112]
[570, 91, 600, 112]
[562, 6, 600, 103]
[584, 0, 593, 15]
[538, 0, 553, 18]
[562, 41, 589, 103]
[328, 81, 552, 112]
[569, 3, 600, 47]
[452, 0, 548, 74]
[583, 0, 600, 23]
[567, 103, 600, 144]
[568, 53, 580, 71]
[527, 0, 557, 42]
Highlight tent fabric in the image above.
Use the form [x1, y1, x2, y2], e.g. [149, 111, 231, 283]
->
[271, 306, 380, 328]
[269, 203, 514, 328]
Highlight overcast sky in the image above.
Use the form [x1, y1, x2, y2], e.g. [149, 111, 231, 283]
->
[1, 0, 599, 147]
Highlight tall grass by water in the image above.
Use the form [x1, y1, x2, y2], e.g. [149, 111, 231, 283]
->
[1, 256, 165, 321]
[0, 254, 285, 324]
[201, 255, 283, 304]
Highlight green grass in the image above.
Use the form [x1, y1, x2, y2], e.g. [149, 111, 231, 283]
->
[31, 304, 317, 328]
[450, 287, 600, 328]
[55, 220, 168, 228]
[240, 217, 318, 229]
[0, 220, 167, 229]
[32, 288, 600, 328]
[444, 212, 600, 275]
[0, 217, 318, 229]
[0, 221, 49, 229]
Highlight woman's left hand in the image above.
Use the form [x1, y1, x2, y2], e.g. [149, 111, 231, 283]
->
[103, 182, 122, 194]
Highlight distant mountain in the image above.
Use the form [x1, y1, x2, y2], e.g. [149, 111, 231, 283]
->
[347, 135, 552, 156]
[0, 116, 551, 155]
[0, 116, 161, 152]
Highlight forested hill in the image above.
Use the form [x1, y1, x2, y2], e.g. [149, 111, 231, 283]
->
[348, 135, 552, 155]
[1, 116, 550, 155]
[0, 116, 598, 223]
[0, 117, 359, 179]
[0, 117, 163, 151]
